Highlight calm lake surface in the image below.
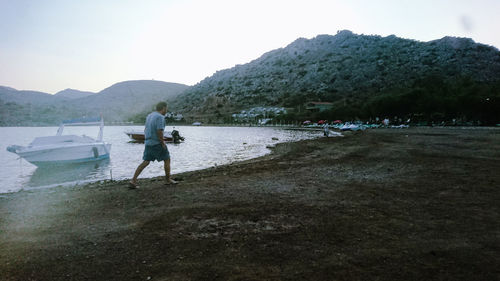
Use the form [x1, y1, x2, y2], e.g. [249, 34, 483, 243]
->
[0, 126, 323, 193]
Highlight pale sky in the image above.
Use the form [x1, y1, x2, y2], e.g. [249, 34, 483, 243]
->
[1, 0, 499, 94]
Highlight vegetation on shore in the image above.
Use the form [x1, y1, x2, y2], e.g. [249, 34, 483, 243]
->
[276, 75, 500, 125]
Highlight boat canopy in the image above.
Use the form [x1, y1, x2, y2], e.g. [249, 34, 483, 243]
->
[61, 117, 101, 126]
[57, 116, 104, 141]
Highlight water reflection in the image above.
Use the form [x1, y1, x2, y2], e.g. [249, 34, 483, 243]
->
[27, 159, 110, 187]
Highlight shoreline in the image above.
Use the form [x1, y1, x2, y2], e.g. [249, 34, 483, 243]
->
[2, 134, 320, 196]
[1, 127, 499, 280]
[2, 123, 500, 128]
[1, 125, 326, 195]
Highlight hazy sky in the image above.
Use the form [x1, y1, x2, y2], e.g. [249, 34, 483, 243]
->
[1, 0, 499, 94]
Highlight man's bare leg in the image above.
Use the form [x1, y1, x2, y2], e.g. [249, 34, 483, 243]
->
[130, 161, 150, 187]
[164, 159, 177, 184]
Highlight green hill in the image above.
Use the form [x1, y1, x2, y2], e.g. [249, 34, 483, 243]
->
[172, 30, 500, 124]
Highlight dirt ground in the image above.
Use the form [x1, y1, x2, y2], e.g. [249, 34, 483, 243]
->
[1, 127, 499, 281]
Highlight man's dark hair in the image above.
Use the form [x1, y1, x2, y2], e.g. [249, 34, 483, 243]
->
[156, 102, 167, 111]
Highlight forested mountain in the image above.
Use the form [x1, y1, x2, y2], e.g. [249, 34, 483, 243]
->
[0, 80, 188, 125]
[172, 30, 500, 124]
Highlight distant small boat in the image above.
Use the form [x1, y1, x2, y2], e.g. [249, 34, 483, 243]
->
[192, 122, 202, 126]
[125, 129, 184, 143]
[6, 117, 111, 166]
[340, 123, 365, 131]
[390, 124, 409, 129]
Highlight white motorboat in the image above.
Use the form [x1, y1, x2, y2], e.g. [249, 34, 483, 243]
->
[7, 117, 111, 166]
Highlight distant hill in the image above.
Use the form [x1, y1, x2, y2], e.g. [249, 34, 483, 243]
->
[0, 86, 57, 105]
[73, 80, 189, 122]
[54, 88, 95, 100]
[171, 30, 500, 124]
[0, 80, 189, 125]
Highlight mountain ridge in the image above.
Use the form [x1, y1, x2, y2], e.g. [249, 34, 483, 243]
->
[54, 88, 96, 100]
[171, 30, 500, 123]
[2, 31, 500, 125]
[0, 80, 189, 125]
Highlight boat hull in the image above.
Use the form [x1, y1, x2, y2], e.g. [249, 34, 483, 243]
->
[125, 131, 182, 143]
[15, 143, 112, 166]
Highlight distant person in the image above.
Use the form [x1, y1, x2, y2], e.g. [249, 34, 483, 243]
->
[383, 118, 390, 127]
[323, 122, 330, 137]
[130, 102, 177, 188]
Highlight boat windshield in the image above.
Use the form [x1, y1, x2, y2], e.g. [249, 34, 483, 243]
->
[30, 135, 95, 146]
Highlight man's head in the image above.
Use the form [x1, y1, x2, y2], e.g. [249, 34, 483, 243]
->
[156, 102, 167, 115]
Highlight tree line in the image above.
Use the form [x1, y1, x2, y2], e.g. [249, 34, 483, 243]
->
[272, 75, 500, 125]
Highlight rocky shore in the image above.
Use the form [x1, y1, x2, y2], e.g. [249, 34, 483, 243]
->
[1, 127, 499, 280]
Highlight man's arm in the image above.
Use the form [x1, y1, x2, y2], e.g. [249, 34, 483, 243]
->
[157, 129, 166, 148]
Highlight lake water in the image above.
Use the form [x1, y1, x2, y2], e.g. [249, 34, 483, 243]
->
[0, 126, 323, 194]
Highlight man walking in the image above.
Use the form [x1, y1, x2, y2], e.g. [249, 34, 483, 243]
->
[130, 102, 177, 188]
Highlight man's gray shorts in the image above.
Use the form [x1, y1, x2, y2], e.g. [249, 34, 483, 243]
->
[143, 144, 170, 161]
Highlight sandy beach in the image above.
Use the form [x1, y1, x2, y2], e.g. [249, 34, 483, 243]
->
[1, 127, 499, 280]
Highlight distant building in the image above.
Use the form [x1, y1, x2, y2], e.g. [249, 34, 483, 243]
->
[306, 102, 334, 112]
[232, 107, 287, 123]
[165, 112, 184, 121]
[165, 112, 184, 122]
